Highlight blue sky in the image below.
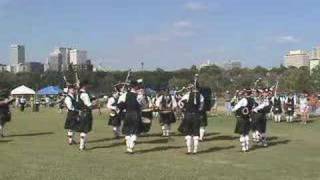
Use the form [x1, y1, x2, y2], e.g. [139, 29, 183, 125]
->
[0, 0, 319, 70]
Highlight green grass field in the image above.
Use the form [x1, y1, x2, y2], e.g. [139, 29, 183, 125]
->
[0, 108, 320, 180]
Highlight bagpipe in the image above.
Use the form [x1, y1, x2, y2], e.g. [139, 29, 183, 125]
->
[109, 69, 132, 117]
[113, 69, 132, 94]
[63, 69, 99, 110]
[176, 74, 213, 112]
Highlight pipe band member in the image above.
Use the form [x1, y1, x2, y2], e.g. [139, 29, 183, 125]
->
[232, 89, 256, 152]
[285, 93, 295, 123]
[107, 91, 121, 138]
[272, 95, 283, 123]
[252, 88, 271, 147]
[77, 80, 94, 151]
[137, 88, 153, 134]
[117, 80, 142, 154]
[64, 85, 80, 146]
[179, 86, 204, 154]
[155, 89, 177, 137]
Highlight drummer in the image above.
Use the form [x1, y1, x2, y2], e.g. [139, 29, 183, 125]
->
[107, 89, 121, 138]
[137, 84, 154, 134]
[155, 89, 177, 137]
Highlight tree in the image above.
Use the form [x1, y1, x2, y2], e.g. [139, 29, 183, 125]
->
[310, 65, 320, 92]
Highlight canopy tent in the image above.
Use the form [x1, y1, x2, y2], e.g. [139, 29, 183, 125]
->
[11, 85, 36, 95]
[37, 86, 63, 95]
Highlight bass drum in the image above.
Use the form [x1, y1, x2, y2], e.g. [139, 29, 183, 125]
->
[140, 109, 153, 133]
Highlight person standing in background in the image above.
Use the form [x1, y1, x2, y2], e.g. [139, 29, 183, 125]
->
[225, 91, 232, 116]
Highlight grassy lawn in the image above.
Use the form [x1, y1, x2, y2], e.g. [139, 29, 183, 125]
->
[0, 108, 319, 180]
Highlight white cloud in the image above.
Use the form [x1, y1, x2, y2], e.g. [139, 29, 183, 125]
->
[133, 34, 170, 45]
[173, 30, 195, 38]
[172, 20, 195, 37]
[134, 20, 196, 45]
[184, 1, 208, 11]
[276, 36, 300, 43]
[173, 21, 192, 29]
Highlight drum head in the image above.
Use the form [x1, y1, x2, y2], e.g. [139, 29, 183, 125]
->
[142, 117, 151, 124]
[142, 109, 152, 112]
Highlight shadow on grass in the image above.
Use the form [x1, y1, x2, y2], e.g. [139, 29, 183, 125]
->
[267, 136, 279, 141]
[268, 139, 290, 146]
[7, 132, 54, 137]
[88, 137, 116, 144]
[87, 142, 124, 151]
[201, 132, 221, 137]
[138, 138, 169, 144]
[251, 139, 291, 151]
[198, 145, 236, 154]
[205, 135, 238, 142]
[136, 145, 184, 154]
[139, 133, 162, 138]
[0, 139, 13, 143]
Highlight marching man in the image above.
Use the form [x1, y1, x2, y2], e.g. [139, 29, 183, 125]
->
[232, 89, 256, 152]
[107, 90, 121, 138]
[77, 80, 95, 151]
[64, 85, 79, 146]
[272, 95, 283, 123]
[252, 89, 271, 147]
[117, 80, 142, 153]
[156, 89, 177, 137]
[285, 93, 295, 123]
[179, 84, 204, 154]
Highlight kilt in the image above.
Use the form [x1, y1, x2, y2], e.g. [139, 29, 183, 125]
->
[273, 106, 282, 114]
[108, 114, 121, 127]
[122, 111, 142, 135]
[181, 112, 201, 136]
[200, 111, 208, 127]
[159, 111, 176, 125]
[257, 114, 267, 133]
[78, 110, 93, 133]
[0, 111, 11, 126]
[286, 107, 294, 116]
[141, 110, 153, 133]
[64, 111, 80, 130]
[251, 113, 263, 131]
[234, 116, 250, 135]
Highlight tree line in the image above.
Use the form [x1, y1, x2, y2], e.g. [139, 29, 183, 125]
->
[0, 64, 319, 96]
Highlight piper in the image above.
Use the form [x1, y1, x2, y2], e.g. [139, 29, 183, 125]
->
[179, 83, 204, 154]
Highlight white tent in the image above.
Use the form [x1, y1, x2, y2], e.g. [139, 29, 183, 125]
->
[11, 85, 36, 95]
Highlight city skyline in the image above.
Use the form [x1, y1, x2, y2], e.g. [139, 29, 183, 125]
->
[0, 0, 320, 70]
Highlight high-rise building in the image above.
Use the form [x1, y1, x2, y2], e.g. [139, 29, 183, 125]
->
[10, 44, 25, 65]
[70, 49, 87, 65]
[58, 47, 72, 71]
[48, 49, 63, 71]
[71, 60, 93, 72]
[311, 47, 320, 60]
[284, 50, 310, 68]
